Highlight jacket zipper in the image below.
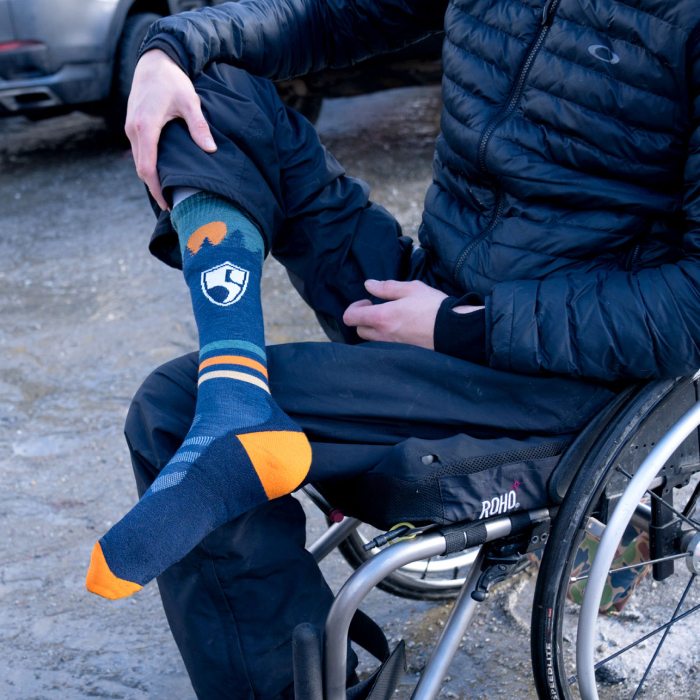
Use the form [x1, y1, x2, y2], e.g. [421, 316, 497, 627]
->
[452, 0, 562, 283]
[452, 193, 505, 280]
[627, 243, 641, 270]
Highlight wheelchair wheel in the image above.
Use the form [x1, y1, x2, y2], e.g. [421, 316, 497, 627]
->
[531, 382, 700, 699]
[336, 522, 478, 601]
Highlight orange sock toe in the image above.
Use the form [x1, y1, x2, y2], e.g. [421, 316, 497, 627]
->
[86, 541, 142, 600]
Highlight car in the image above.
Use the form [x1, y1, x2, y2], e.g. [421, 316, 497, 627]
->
[0, 0, 441, 132]
[276, 33, 442, 123]
[0, 0, 213, 131]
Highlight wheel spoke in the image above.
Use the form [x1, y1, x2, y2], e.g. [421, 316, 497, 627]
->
[594, 594, 700, 670]
[566, 582, 700, 686]
[569, 551, 690, 583]
[617, 466, 700, 530]
[631, 575, 696, 699]
[682, 480, 700, 520]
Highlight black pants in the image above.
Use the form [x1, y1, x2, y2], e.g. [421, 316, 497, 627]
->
[128, 64, 618, 699]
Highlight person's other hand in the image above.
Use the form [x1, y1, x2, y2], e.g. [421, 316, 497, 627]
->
[342, 279, 449, 349]
[125, 49, 217, 210]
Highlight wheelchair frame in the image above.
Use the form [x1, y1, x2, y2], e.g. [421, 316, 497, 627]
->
[298, 374, 700, 700]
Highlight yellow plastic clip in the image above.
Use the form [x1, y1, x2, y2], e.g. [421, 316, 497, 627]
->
[389, 522, 418, 543]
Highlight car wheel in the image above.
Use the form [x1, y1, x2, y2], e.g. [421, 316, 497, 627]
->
[105, 12, 162, 137]
[275, 80, 324, 123]
[284, 94, 324, 123]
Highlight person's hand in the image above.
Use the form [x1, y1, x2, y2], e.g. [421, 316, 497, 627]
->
[342, 279, 448, 349]
[125, 49, 217, 210]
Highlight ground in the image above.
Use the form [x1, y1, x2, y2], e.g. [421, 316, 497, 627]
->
[3, 88, 693, 700]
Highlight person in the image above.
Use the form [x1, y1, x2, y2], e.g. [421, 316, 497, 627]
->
[85, 0, 700, 697]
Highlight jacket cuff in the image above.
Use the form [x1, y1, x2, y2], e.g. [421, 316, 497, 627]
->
[139, 35, 192, 76]
[434, 295, 486, 364]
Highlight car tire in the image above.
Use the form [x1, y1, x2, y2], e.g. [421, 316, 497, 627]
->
[274, 80, 324, 123]
[105, 12, 162, 137]
[283, 94, 324, 123]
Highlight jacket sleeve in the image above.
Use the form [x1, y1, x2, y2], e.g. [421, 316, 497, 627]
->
[140, 0, 446, 80]
[487, 34, 700, 382]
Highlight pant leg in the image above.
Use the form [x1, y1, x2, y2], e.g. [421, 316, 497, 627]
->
[267, 341, 619, 447]
[124, 355, 338, 700]
[137, 63, 421, 697]
[151, 63, 421, 342]
[125, 344, 618, 698]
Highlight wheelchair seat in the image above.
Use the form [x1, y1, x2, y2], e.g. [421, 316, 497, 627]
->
[299, 374, 700, 700]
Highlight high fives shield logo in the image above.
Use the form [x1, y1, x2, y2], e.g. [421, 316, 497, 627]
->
[201, 262, 249, 306]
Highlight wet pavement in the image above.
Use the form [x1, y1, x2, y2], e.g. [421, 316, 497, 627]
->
[1, 89, 544, 699]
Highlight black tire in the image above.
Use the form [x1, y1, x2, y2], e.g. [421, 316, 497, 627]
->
[531, 378, 700, 699]
[274, 81, 324, 123]
[335, 521, 475, 601]
[285, 95, 324, 123]
[105, 12, 162, 136]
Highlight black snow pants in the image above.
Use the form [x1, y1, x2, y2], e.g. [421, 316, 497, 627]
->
[126, 63, 619, 699]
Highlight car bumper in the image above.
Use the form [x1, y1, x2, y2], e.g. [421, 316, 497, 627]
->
[0, 61, 110, 114]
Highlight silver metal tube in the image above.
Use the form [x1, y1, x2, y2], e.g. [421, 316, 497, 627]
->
[630, 502, 652, 530]
[484, 516, 514, 540]
[324, 534, 448, 700]
[308, 517, 360, 563]
[411, 547, 486, 700]
[577, 400, 700, 700]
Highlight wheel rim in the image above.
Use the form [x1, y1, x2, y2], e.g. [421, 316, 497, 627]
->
[554, 404, 700, 699]
[349, 524, 479, 589]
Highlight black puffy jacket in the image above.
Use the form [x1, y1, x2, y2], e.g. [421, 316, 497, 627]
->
[142, 0, 700, 382]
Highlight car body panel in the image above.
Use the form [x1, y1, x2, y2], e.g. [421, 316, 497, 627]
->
[0, 0, 224, 115]
[0, 1, 16, 43]
[0, 0, 121, 112]
[9, 0, 120, 68]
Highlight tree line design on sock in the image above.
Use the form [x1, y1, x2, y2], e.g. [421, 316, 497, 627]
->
[186, 220, 227, 254]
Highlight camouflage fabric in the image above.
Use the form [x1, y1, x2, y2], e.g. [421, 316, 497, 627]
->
[568, 524, 650, 613]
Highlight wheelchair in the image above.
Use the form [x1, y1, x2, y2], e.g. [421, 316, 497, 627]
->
[295, 373, 700, 699]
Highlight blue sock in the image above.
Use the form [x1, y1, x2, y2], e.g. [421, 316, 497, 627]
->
[86, 193, 311, 599]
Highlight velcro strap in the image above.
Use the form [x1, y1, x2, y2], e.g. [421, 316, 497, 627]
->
[349, 608, 391, 662]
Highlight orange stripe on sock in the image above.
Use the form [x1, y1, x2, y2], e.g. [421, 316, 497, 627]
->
[237, 430, 312, 500]
[187, 221, 228, 255]
[199, 355, 268, 378]
[86, 541, 142, 600]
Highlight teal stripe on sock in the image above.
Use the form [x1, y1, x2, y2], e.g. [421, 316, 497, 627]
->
[199, 340, 267, 361]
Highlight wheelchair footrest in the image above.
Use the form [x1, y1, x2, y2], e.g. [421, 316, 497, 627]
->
[348, 641, 407, 700]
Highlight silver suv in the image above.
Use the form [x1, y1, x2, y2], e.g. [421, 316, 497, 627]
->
[0, 0, 442, 131]
[0, 0, 215, 130]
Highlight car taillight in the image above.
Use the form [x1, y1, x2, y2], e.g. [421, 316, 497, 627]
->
[0, 41, 44, 53]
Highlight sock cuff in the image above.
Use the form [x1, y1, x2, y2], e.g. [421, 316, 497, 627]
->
[171, 192, 264, 258]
